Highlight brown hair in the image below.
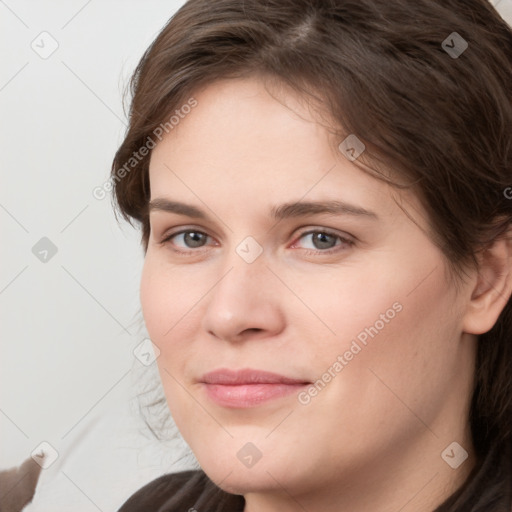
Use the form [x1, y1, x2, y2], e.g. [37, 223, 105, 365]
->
[111, 0, 512, 509]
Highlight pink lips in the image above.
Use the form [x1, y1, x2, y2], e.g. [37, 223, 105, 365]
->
[200, 368, 310, 408]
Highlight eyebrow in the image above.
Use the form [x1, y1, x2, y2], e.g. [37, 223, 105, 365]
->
[148, 198, 378, 221]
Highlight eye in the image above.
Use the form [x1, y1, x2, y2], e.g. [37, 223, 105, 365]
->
[160, 229, 214, 252]
[159, 227, 354, 256]
[291, 229, 354, 254]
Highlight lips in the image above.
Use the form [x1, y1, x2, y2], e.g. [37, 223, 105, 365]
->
[199, 368, 310, 408]
[200, 368, 309, 385]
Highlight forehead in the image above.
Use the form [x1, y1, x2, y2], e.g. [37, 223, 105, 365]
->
[147, 77, 421, 226]
[151, 76, 334, 172]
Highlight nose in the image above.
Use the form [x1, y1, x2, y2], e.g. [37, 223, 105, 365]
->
[201, 251, 285, 343]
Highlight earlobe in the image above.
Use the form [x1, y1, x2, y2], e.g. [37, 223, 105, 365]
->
[462, 227, 512, 335]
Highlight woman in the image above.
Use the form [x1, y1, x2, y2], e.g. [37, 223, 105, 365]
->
[112, 0, 512, 510]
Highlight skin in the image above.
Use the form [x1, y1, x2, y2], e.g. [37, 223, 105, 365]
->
[140, 76, 512, 512]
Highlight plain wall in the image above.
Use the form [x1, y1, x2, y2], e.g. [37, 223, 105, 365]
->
[0, 0, 187, 469]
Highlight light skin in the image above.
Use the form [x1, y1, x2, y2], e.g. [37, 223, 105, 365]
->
[140, 76, 512, 512]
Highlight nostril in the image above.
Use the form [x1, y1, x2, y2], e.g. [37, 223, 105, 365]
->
[245, 328, 262, 334]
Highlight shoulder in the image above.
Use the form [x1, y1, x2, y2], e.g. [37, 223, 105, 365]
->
[117, 469, 245, 512]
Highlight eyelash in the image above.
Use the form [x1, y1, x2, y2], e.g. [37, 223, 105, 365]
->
[158, 227, 354, 257]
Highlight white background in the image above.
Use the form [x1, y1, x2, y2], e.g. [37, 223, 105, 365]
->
[0, 0, 188, 469]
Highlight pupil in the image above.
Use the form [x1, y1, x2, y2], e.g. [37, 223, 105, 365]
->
[185, 232, 205, 248]
[313, 233, 334, 250]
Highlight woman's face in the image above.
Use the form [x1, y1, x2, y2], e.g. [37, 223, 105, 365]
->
[140, 77, 477, 506]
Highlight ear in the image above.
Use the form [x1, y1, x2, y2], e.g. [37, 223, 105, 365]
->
[462, 225, 512, 335]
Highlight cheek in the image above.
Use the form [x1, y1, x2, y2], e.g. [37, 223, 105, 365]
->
[139, 257, 202, 420]
[370, 268, 462, 369]
[281, 259, 406, 353]
[328, 266, 464, 434]
[140, 255, 204, 340]
[305, 258, 462, 410]
[140, 259, 170, 339]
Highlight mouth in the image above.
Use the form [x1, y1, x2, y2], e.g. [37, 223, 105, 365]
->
[199, 368, 311, 408]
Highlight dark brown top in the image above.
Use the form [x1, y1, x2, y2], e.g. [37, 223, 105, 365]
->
[117, 469, 245, 512]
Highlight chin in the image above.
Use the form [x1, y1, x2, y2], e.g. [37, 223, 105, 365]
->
[208, 466, 282, 495]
